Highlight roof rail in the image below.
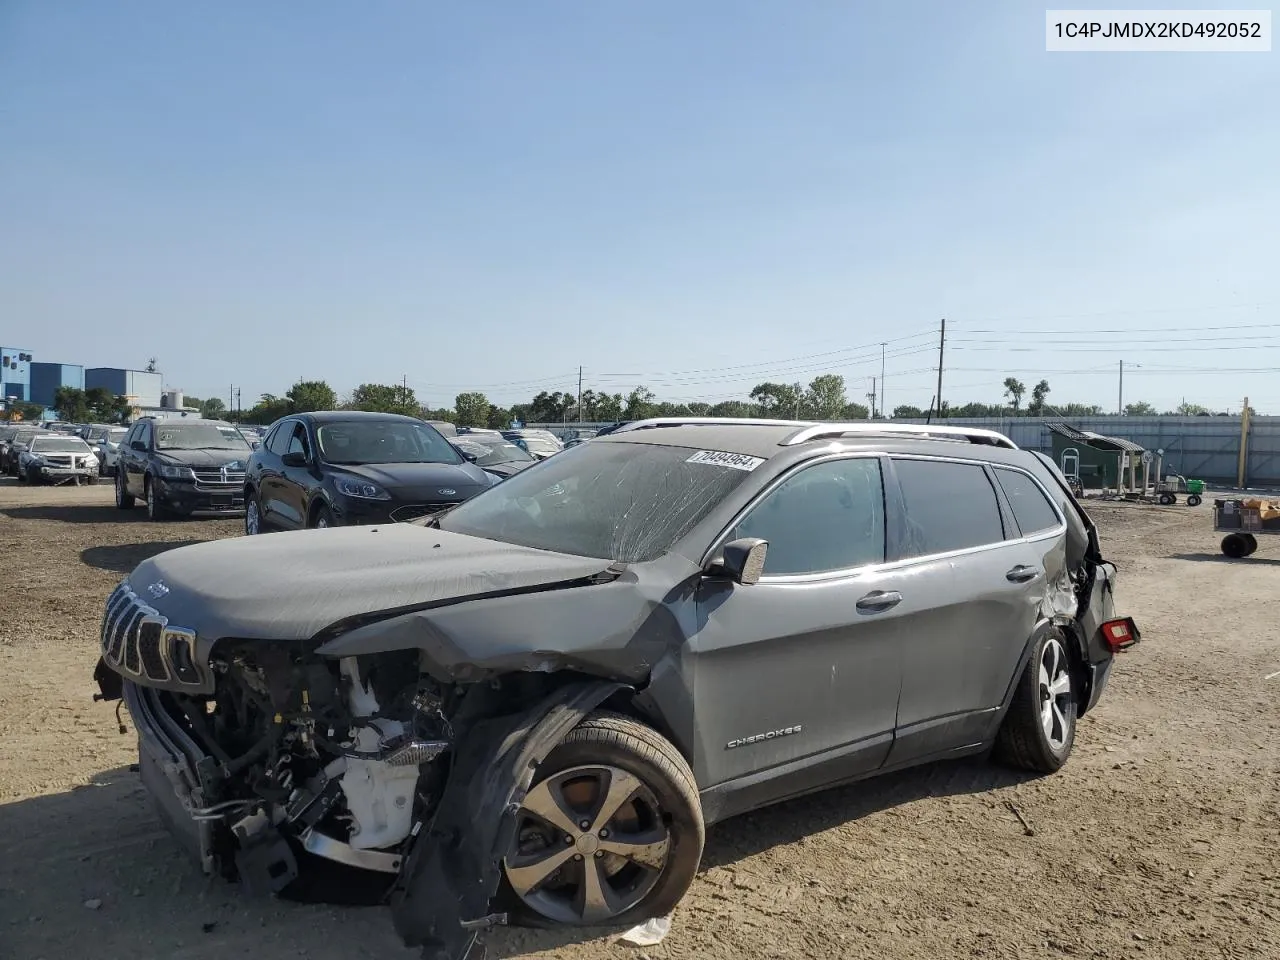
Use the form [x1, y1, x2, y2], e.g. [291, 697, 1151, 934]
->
[781, 423, 1018, 449]
[610, 416, 809, 433]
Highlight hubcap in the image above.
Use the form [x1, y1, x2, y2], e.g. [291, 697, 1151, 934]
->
[504, 764, 670, 925]
[246, 501, 259, 535]
[1037, 638, 1073, 751]
[147, 485, 156, 516]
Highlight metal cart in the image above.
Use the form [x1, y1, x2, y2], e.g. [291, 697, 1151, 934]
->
[1214, 498, 1280, 557]
[1156, 475, 1205, 507]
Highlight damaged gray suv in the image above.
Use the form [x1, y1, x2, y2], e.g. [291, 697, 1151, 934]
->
[92, 418, 1139, 959]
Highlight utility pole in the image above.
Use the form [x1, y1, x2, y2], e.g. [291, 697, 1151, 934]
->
[866, 378, 877, 419]
[934, 319, 946, 419]
[577, 366, 583, 424]
[1238, 395, 1251, 488]
[880, 342, 887, 419]
[1118, 360, 1124, 415]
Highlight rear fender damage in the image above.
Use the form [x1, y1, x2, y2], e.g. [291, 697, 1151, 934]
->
[390, 678, 625, 960]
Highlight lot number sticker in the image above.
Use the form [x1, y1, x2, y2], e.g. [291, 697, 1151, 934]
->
[686, 449, 766, 472]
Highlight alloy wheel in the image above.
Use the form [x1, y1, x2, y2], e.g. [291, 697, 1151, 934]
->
[504, 764, 671, 925]
[245, 500, 260, 535]
[1037, 637, 1073, 751]
[116, 471, 125, 507]
[146, 483, 156, 519]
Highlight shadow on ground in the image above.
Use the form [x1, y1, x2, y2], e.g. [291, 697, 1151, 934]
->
[80, 541, 207, 573]
[1169, 551, 1280, 567]
[2, 503, 141, 524]
[0, 756, 1034, 959]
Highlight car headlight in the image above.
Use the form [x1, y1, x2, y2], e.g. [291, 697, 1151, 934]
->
[336, 477, 391, 500]
[156, 464, 191, 479]
[84, 454, 98, 466]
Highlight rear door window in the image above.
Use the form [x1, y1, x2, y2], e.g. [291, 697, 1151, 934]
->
[892, 458, 1006, 557]
[993, 467, 1062, 537]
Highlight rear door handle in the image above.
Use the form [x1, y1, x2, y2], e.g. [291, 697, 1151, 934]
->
[856, 590, 903, 612]
[1006, 565, 1042, 583]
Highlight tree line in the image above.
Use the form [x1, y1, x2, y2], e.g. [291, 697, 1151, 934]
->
[26, 375, 1248, 427]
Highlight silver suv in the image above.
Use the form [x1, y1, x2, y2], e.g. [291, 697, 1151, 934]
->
[92, 418, 1139, 959]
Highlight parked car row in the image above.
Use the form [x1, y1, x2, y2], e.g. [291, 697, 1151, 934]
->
[1, 423, 101, 484]
[95, 410, 574, 527]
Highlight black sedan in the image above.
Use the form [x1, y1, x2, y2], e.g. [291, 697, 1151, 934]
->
[451, 434, 537, 480]
[244, 411, 495, 532]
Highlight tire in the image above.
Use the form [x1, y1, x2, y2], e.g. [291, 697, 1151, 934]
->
[145, 478, 170, 521]
[16, 465, 26, 483]
[1158, 492, 1176, 506]
[116, 470, 135, 510]
[499, 711, 704, 929]
[244, 492, 264, 535]
[1187, 494, 1202, 507]
[1243, 534, 1259, 556]
[1222, 534, 1249, 558]
[995, 629, 1078, 774]
[26, 465, 41, 485]
[310, 503, 334, 529]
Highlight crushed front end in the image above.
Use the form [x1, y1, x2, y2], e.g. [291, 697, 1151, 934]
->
[93, 581, 458, 901]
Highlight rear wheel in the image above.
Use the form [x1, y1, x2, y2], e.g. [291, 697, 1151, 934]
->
[995, 630, 1078, 773]
[1158, 491, 1176, 505]
[1243, 534, 1259, 556]
[1187, 494, 1202, 507]
[500, 712, 704, 928]
[245, 493, 263, 534]
[116, 470, 135, 509]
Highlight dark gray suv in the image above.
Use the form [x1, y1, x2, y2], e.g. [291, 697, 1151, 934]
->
[91, 418, 1139, 960]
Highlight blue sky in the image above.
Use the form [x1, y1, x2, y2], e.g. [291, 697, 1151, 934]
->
[2, 1, 1277, 415]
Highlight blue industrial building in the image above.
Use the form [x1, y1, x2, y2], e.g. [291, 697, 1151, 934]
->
[85, 368, 163, 408]
[30, 362, 86, 409]
[1, 346, 34, 403]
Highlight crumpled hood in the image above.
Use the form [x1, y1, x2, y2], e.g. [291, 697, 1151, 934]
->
[127, 525, 612, 644]
[334, 461, 490, 498]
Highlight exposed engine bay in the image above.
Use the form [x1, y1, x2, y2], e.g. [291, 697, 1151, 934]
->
[158, 645, 457, 897]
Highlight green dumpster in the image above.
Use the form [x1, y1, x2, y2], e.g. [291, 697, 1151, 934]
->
[1187, 479, 1206, 495]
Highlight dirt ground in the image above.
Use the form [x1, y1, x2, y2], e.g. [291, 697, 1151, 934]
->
[1, 479, 1277, 960]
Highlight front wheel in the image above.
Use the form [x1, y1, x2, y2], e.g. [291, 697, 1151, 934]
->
[500, 712, 704, 928]
[310, 503, 334, 529]
[995, 630, 1078, 773]
[1187, 494, 1202, 507]
[1243, 533, 1259, 556]
[145, 479, 170, 521]
[1158, 492, 1176, 506]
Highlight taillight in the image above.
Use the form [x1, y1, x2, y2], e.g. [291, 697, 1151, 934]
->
[1101, 617, 1140, 652]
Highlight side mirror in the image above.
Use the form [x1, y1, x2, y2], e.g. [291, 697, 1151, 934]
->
[281, 451, 308, 468]
[131, 440, 147, 452]
[706, 537, 768, 586]
[460, 450, 478, 463]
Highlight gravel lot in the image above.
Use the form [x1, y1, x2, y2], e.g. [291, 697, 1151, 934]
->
[1, 478, 1277, 960]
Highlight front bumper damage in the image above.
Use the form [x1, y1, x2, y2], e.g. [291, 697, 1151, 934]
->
[95, 663, 622, 960]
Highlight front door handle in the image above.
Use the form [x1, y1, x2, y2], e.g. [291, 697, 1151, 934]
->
[856, 590, 903, 612]
[1006, 565, 1042, 583]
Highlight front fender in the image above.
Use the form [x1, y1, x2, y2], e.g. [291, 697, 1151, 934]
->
[389, 678, 625, 960]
